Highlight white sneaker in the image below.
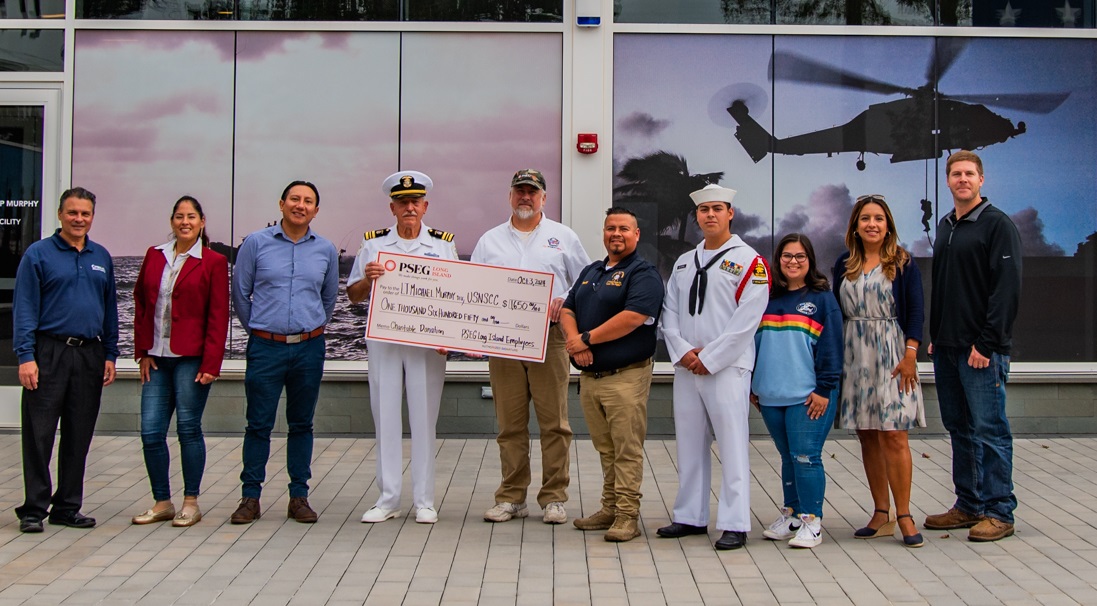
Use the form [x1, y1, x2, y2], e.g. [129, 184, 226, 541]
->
[762, 507, 800, 540]
[360, 506, 401, 523]
[484, 502, 529, 523]
[415, 507, 438, 524]
[542, 502, 567, 524]
[788, 514, 823, 548]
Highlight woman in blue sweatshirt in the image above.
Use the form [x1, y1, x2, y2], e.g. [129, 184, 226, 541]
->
[752, 233, 842, 548]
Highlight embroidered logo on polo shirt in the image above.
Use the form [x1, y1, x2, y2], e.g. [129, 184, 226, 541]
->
[547, 237, 560, 248]
[720, 260, 743, 276]
[91, 264, 106, 274]
[796, 302, 817, 315]
[605, 270, 625, 287]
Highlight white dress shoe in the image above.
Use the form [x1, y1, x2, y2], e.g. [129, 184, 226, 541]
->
[415, 507, 438, 524]
[361, 506, 401, 523]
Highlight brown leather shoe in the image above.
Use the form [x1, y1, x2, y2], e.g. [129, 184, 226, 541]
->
[230, 498, 261, 524]
[923, 507, 984, 530]
[288, 497, 318, 523]
[573, 508, 616, 531]
[968, 517, 1014, 542]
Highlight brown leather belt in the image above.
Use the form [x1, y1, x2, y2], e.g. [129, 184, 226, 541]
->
[582, 358, 651, 380]
[251, 327, 324, 344]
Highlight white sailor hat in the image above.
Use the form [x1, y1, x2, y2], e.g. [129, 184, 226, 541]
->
[382, 171, 433, 199]
[689, 184, 737, 206]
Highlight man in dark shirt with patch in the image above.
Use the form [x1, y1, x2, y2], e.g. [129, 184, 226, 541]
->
[13, 187, 119, 533]
[925, 150, 1023, 542]
[560, 207, 664, 542]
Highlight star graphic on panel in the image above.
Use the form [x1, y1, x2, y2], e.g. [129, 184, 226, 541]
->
[1057, 1, 1080, 26]
[997, 1, 1021, 26]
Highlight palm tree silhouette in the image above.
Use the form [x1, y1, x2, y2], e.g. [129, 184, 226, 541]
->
[614, 151, 723, 274]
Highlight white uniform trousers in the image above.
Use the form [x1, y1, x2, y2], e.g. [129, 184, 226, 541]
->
[367, 341, 446, 511]
[671, 366, 752, 531]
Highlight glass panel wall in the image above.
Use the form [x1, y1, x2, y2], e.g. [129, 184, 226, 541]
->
[1, 0, 65, 18]
[77, 0, 562, 21]
[0, 104, 45, 379]
[615, 0, 1092, 26]
[71, 30, 564, 361]
[0, 30, 63, 71]
[613, 32, 1097, 362]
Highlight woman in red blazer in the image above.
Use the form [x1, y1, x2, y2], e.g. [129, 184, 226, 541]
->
[131, 196, 229, 527]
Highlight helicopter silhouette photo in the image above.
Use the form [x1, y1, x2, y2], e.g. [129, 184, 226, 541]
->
[721, 39, 1071, 171]
[613, 33, 1097, 361]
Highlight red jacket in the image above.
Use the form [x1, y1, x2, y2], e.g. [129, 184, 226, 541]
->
[133, 245, 230, 376]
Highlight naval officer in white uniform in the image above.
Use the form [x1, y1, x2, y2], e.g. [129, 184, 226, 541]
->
[657, 184, 770, 550]
[347, 171, 458, 525]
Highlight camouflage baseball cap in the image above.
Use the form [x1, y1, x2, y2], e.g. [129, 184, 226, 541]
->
[510, 169, 546, 191]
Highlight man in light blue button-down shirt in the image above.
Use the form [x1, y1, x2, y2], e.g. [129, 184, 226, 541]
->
[230, 180, 339, 524]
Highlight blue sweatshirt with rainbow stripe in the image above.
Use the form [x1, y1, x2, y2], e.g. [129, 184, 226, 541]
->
[752, 287, 843, 407]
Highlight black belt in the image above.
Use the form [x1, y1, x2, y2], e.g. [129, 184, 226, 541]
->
[39, 332, 98, 347]
[581, 358, 651, 380]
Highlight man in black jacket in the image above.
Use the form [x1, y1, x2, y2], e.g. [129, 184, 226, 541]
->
[924, 150, 1022, 542]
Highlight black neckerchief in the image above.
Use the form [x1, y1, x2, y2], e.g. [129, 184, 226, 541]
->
[689, 246, 732, 316]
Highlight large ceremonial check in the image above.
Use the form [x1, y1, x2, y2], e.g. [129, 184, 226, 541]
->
[366, 252, 556, 362]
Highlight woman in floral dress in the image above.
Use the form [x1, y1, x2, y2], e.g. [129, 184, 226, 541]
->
[832, 195, 925, 548]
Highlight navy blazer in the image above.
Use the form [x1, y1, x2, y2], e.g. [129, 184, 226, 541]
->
[831, 251, 924, 344]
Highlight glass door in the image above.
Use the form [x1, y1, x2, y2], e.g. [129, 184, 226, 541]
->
[0, 88, 59, 426]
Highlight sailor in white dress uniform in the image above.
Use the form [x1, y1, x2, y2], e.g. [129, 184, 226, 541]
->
[657, 184, 770, 550]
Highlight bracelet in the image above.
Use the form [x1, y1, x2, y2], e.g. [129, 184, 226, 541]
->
[906, 345, 918, 352]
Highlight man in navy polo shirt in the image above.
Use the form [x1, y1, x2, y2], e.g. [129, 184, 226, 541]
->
[231, 180, 339, 524]
[13, 186, 119, 533]
[560, 207, 664, 542]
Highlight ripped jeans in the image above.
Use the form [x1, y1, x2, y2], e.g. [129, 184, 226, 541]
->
[759, 391, 837, 518]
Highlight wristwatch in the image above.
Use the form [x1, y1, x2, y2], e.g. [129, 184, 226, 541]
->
[581, 331, 591, 346]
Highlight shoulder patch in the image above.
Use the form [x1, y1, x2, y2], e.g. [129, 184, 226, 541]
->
[363, 228, 391, 240]
[428, 228, 454, 242]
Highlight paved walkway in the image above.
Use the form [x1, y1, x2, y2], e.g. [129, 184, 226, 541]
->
[0, 433, 1095, 605]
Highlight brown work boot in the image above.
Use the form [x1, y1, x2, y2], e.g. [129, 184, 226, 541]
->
[573, 508, 616, 531]
[604, 515, 641, 542]
[230, 497, 261, 524]
[287, 497, 318, 524]
[968, 517, 1014, 542]
[923, 507, 984, 530]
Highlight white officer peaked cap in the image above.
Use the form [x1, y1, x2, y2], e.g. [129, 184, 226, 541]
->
[689, 184, 737, 206]
[382, 170, 433, 199]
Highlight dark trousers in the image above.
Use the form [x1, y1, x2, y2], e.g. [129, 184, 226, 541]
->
[16, 337, 105, 520]
[241, 335, 325, 499]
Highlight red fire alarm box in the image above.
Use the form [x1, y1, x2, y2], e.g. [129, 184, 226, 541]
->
[577, 133, 598, 154]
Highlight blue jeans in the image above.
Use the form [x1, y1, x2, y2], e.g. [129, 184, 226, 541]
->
[759, 392, 837, 518]
[141, 356, 211, 501]
[934, 346, 1018, 522]
[933, 346, 1016, 523]
[241, 335, 325, 499]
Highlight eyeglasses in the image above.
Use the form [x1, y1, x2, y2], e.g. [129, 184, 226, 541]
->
[780, 253, 808, 264]
[856, 194, 886, 204]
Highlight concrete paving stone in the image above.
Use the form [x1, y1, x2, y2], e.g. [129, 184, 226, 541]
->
[4, 436, 1097, 604]
[479, 581, 518, 597]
